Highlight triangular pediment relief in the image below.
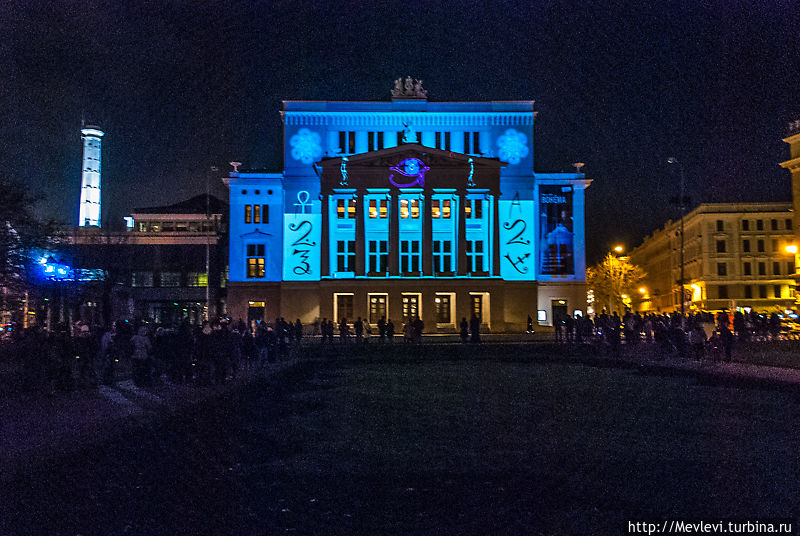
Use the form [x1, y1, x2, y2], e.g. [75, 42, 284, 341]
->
[239, 229, 272, 238]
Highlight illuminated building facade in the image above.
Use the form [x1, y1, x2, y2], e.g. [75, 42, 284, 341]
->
[78, 126, 104, 227]
[629, 203, 796, 313]
[225, 81, 590, 330]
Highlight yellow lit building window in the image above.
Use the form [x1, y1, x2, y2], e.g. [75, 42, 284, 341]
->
[379, 199, 387, 218]
[369, 199, 378, 218]
[442, 199, 451, 219]
[432, 199, 441, 219]
[400, 199, 409, 219]
[410, 199, 420, 219]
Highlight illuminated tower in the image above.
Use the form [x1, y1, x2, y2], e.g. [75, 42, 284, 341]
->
[78, 126, 104, 226]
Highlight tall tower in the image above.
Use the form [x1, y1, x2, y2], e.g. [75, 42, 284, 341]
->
[78, 126, 104, 227]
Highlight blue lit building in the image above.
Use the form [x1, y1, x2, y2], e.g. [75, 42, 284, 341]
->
[224, 80, 590, 330]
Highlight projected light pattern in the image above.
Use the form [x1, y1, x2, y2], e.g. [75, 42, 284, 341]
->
[389, 157, 429, 188]
[497, 128, 529, 165]
[290, 128, 323, 164]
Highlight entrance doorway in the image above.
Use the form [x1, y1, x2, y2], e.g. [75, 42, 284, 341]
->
[402, 293, 420, 323]
[368, 293, 387, 324]
[551, 299, 568, 326]
[248, 301, 265, 325]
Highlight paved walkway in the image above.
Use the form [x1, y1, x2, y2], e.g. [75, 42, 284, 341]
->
[0, 362, 288, 482]
[2, 345, 799, 482]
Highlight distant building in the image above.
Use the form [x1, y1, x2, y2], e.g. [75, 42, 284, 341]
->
[780, 120, 800, 290]
[64, 194, 226, 325]
[223, 80, 590, 330]
[629, 203, 795, 313]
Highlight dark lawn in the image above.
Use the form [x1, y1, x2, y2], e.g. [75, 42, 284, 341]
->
[3, 349, 799, 535]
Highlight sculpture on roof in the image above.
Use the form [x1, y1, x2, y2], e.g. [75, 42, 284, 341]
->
[391, 77, 428, 98]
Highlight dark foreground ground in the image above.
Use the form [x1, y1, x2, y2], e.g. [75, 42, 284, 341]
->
[2, 346, 800, 535]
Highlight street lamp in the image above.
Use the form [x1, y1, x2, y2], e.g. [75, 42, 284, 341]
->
[667, 157, 686, 317]
[613, 245, 624, 254]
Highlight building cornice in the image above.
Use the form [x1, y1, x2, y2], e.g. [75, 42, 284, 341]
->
[281, 111, 535, 128]
[779, 156, 800, 171]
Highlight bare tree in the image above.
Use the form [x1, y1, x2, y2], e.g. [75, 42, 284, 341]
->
[586, 253, 646, 315]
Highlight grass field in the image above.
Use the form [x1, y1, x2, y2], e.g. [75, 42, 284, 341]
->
[3, 347, 800, 535]
[232, 352, 800, 535]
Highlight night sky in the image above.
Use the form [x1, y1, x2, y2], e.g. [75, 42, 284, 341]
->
[2, 0, 799, 262]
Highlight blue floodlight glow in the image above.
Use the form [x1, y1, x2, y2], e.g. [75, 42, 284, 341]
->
[497, 129, 529, 165]
[42, 258, 72, 280]
[290, 128, 323, 165]
[389, 158, 429, 188]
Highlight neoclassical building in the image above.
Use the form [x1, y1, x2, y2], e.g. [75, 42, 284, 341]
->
[224, 80, 590, 331]
[629, 203, 795, 314]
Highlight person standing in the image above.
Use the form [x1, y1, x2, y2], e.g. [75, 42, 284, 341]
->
[386, 319, 395, 342]
[294, 319, 303, 346]
[354, 316, 364, 343]
[469, 314, 481, 343]
[460, 317, 469, 343]
[99, 323, 117, 386]
[130, 326, 152, 387]
[377, 317, 386, 342]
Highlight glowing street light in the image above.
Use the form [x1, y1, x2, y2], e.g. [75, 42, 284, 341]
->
[786, 244, 798, 255]
[613, 245, 624, 254]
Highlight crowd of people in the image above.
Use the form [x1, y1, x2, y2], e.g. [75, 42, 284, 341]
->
[10, 317, 308, 392]
[553, 309, 792, 361]
[7, 308, 791, 393]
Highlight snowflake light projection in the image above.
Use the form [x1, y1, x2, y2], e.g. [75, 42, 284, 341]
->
[290, 128, 323, 164]
[496, 129, 529, 165]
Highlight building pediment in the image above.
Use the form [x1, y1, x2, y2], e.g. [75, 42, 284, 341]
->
[319, 144, 505, 170]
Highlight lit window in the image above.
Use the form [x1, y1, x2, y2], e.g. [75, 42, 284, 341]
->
[245, 205, 252, 224]
[465, 199, 482, 219]
[187, 272, 208, 287]
[379, 199, 388, 218]
[410, 199, 420, 219]
[432, 199, 441, 219]
[246, 244, 265, 278]
[400, 199, 409, 219]
[254, 204, 261, 224]
[336, 199, 355, 219]
[369, 199, 378, 218]
[442, 199, 451, 219]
